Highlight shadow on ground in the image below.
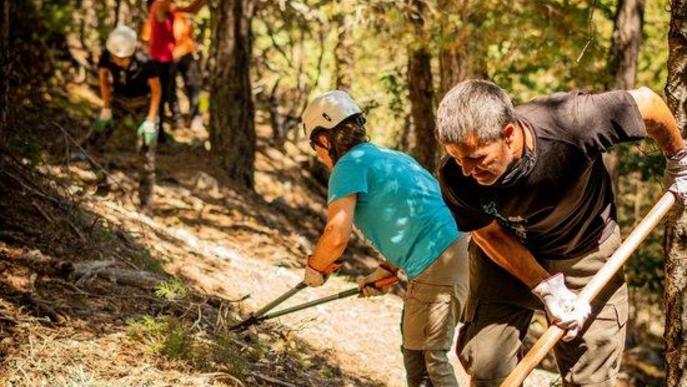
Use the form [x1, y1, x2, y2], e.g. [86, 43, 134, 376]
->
[0, 148, 381, 386]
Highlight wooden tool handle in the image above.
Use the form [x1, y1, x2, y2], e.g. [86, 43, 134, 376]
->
[501, 192, 676, 387]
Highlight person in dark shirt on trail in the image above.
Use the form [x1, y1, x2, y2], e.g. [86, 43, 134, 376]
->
[94, 26, 162, 212]
[435, 80, 687, 386]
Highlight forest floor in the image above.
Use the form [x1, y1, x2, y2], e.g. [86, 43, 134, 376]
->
[0, 85, 665, 386]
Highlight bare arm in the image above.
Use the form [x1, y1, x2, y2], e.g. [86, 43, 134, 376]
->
[472, 220, 551, 289]
[147, 77, 162, 121]
[140, 22, 151, 53]
[307, 195, 355, 272]
[98, 68, 112, 109]
[178, 0, 207, 14]
[629, 87, 685, 157]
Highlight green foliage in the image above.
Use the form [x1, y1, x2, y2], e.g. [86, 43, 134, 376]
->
[127, 315, 256, 378]
[154, 280, 190, 301]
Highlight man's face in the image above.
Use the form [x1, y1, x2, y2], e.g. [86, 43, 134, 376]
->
[111, 54, 132, 69]
[444, 130, 514, 186]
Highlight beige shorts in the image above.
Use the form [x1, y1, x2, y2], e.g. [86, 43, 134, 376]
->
[402, 234, 469, 350]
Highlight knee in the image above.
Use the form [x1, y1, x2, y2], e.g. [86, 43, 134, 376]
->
[457, 330, 519, 384]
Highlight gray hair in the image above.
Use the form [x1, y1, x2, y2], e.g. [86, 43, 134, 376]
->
[436, 80, 515, 145]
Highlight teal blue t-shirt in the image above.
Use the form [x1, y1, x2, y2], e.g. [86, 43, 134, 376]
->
[328, 143, 461, 279]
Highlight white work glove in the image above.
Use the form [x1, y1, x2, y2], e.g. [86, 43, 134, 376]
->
[666, 148, 687, 203]
[532, 273, 591, 342]
[137, 119, 158, 146]
[356, 264, 397, 298]
[304, 264, 326, 287]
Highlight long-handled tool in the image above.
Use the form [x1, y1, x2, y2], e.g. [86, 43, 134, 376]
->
[230, 261, 343, 331]
[501, 192, 676, 387]
[230, 275, 398, 331]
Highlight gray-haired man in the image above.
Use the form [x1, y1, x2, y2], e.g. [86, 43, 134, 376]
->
[435, 80, 687, 386]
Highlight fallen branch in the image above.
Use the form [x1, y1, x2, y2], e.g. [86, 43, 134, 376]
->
[31, 200, 55, 223]
[43, 278, 93, 296]
[1, 288, 65, 324]
[200, 372, 245, 387]
[251, 372, 297, 387]
[73, 260, 163, 289]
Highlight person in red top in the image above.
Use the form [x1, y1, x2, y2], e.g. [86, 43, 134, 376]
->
[147, 0, 206, 141]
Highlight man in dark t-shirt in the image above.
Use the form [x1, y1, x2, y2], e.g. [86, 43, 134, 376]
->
[435, 80, 687, 386]
[93, 26, 162, 212]
[98, 50, 158, 99]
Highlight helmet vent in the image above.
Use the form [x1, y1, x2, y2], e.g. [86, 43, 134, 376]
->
[322, 113, 332, 121]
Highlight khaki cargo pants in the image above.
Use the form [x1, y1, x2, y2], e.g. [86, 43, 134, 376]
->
[458, 228, 627, 387]
[401, 233, 469, 387]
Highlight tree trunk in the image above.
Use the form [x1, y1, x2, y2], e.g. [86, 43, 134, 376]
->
[665, 1, 687, 385]
[0, 0, 10, 150]
[406, 0, 436, 172]
[333, 13, 353, 91]
[437, 1, 488, 98]
[607, 0, 645, 90]
[209, 0, 256, 190]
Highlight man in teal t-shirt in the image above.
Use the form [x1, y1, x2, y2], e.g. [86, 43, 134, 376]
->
[328, 143, 459, 279]
[302, 91, 468, 387]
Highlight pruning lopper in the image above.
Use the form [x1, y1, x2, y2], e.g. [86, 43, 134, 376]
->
[230, 262, 398, 331]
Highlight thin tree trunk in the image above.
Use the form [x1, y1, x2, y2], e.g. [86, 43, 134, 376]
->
[209, 0, 256, 189]
[664, 1, 687, 385]
[407, 0, 436, 172]
[114, 0, 123, 27]
[0, 0, 10, 150]
[333, 13, 353, 91]
[437, 0, 487, 98]
[607, 0, 645, 90]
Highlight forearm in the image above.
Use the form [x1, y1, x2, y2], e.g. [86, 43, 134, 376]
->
[645, 108, 684, 157]
[308, 225, 349, 272]
[472, 221, 550, 289]
[99, 72, 111, 109]
[148, 79, 162, 121]
[631, 87, 685, 156]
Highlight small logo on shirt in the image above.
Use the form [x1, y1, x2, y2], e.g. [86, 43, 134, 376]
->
[482, 202, 528, 241]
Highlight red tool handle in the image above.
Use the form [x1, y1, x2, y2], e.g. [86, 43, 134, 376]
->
[371, 275, 399, 289]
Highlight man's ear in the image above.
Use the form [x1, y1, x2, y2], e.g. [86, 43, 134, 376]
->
[502, 123, 515, 145]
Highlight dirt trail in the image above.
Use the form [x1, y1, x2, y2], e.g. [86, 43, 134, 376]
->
[92, 197, 422, 386]
[91, 189, 555, 386]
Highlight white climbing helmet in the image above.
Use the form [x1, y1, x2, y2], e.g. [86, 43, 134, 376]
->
[106, 25, 138, 58]
[302, 90, 363, 140]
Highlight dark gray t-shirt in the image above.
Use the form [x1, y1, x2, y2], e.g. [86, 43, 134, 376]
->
[438, 90, 647, 259]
